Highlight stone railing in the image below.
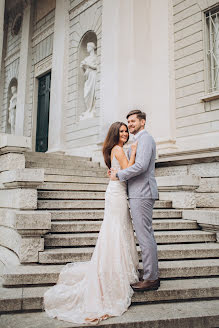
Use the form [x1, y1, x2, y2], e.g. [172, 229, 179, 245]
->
[157, 175, 200, 209]
[182, 210, 219, 241]
[0, 134, 51, 272]
[156, 174, 219, 238]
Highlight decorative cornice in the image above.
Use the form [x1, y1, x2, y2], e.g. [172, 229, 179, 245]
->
[34, 55, 52, 77]
[69, 0, 100, 20]
[4, 47, 20, 66]
[32, 22, 54, 47]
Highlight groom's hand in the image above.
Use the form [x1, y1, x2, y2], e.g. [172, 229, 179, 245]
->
[110, 169, 119, 181]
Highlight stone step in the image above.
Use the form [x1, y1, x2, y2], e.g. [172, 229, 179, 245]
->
[38, 200, 172, 210]
[44, 174, 109, 184]
[40, 191, 196, 204]
[51, 219, 198, 232]
[38, 242, 219, 263]
[25, 151, 91, 162]
[1, 279, 219, 315]
[4, 260, 219, 287]
[39, 182, 108, 191]
[26, 159, 100, 170]
[44, 230, 216, 247]
[38, 191, 106, 200]
[44, 167, 107, 177]
[48, 209, 182, 221]
[3, 261, 219, 286]
[1, 300, 219, 327]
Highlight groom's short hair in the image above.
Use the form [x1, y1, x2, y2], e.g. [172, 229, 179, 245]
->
[126, 110, 146, 121]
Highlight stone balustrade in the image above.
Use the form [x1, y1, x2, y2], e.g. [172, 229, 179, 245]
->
[155, 152, 219, 236]
[157, 175, 200, 209]
[0, 134, 51, 269]
[183, 210, 219, 241]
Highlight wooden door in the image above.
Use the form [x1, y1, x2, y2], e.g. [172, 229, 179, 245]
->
[36, 72, 51, 152]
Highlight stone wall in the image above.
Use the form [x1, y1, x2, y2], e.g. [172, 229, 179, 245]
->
[0, 13, 22, 133]
[0, 135, 50, 272]
[65, 0, 102, 154]
[24, 9, 55, 138]
[156, 155, 219, 209]
[173, 0, 219, 151]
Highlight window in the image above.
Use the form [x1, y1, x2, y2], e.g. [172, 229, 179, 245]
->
[206, 7, 219, 93]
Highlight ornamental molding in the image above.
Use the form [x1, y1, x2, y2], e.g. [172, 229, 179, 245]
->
[4, 47, 20, 66]
[34, 55, 52, 77]
[195, 0, 219, 11]
[32, 22, 54, 47]
[69, 0, 100, 20]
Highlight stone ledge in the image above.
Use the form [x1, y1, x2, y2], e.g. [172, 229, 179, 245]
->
[0, 226, 44, 263]
[183, 210, 219, 232]
[0, 209, 51, 263]
[159, 191, 196, 209]
[0, 169, 44, 188]
[0, 134, 31, 154]
[0, 153, 25, 172]
[157, 175, 200, 191]
[156, 147, 219, 166]
[0, 209, 51, 235]
[196, 193, 219, 208]
[0, 189, 37, 209]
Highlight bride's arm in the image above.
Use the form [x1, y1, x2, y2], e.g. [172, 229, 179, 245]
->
[113, 143, 137, 169]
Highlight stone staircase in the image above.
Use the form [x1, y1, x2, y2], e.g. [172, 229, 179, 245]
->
[1, 152, 219, 327]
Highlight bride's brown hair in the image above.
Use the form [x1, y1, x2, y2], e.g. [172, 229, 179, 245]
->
[102, 122, 129, 169]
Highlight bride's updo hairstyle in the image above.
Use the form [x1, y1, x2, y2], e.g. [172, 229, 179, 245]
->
[102, 122, 129, 169]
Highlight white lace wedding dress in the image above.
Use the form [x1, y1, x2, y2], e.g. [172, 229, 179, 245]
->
[44, 156, 139, 324]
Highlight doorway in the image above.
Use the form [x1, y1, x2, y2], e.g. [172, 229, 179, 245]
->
[35, 72, 51, 152]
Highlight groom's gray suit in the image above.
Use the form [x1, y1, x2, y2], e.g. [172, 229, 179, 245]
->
[117, 129, 159, 280]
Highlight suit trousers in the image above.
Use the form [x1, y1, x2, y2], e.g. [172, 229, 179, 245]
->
[129, 198, 159, 280]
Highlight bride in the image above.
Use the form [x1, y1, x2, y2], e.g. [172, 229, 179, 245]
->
[44, 122, 139, 324]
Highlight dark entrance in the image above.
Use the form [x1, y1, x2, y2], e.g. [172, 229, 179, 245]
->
[36, 72, 51, 152]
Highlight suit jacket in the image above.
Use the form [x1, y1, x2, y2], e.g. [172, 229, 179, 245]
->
[117, 130, 158, 199]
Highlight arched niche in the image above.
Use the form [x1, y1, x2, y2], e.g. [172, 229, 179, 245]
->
[7, 78, 18, 134]
[77, 31, 97, 120]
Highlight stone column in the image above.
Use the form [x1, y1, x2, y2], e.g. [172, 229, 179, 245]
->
[100, 0, 176, 150]
[100, 0, 148, 141]
[47, 0, 68, 153]
[0, 0, 5, 78]
[15, 1, 32, 136]
[150, 0, 176, 153]
[0, 0, 5, 128]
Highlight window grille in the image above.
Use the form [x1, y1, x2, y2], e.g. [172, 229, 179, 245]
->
[206, 7, 219, 93]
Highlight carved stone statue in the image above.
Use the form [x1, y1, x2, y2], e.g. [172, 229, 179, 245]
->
[80, 42, 97, 120]
[8, 85, 17, 134]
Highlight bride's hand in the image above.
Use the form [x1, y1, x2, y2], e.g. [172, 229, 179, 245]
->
[131, 141, 138, 154]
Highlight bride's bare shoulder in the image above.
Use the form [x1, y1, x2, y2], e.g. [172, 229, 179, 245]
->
[112, 145, 123, 154]
[112, 146, 126, 160]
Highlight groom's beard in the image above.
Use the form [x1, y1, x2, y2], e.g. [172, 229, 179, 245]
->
[129, 125, 143, 135]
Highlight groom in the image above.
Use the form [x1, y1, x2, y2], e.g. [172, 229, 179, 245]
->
[110, 109, 160, 291]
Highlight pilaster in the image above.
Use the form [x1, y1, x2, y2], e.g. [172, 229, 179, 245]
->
[150, 0, 177, 154]
[0, 0, 5, 78]
[47, 0, 68, 153]
[15, 1, 32, 136]
[100, 0, 176, 149]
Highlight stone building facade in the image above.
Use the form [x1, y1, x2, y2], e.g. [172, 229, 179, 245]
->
[0, 0, 219, 160]
[0, 1, 219, 320]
